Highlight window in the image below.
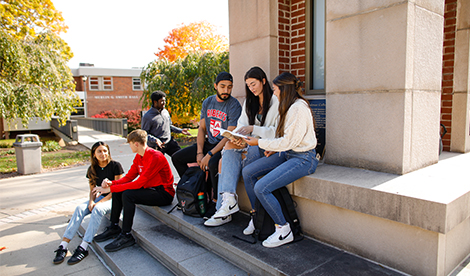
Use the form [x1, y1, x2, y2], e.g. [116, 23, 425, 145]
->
[305, 0, 325, 94]
[132, 78, 143, 90]
[89, 76, 113, 91]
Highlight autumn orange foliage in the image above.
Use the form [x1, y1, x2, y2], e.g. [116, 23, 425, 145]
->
[155, 21, 228, 62]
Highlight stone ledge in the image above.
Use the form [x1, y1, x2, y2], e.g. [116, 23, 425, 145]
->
[289, 151, 470, 234]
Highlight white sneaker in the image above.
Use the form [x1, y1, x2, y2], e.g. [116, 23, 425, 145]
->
[213, 193, 239, 218]
[243, 218, 255, 235]
[262, 223, 294, 248]
[204, 215, 232, 227]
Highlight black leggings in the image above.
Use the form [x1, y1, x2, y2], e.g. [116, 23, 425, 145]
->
[110, 186, 173, 233]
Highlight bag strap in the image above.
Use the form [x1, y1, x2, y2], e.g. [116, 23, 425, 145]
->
[167, 203, 178, 214]
[279, 187, 302, 233]
[232, 234, 257, 244]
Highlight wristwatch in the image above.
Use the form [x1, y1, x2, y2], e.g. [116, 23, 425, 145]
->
[207, 151, 213, 157]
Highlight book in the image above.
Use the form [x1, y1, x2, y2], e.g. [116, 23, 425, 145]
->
[215, 127, 248, 147]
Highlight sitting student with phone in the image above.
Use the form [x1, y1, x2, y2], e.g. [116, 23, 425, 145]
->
[52, 141, 123, 265]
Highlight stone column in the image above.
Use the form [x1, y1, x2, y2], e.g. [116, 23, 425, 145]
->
[451, 0, 470, 152]
[325, 1, 445, 174]
[228, 0, 279, 100]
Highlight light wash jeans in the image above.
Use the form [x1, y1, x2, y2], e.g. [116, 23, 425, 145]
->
[62, 196, 111, 243]
[216, 146, 264, 209]
[242, 149, 319, 225]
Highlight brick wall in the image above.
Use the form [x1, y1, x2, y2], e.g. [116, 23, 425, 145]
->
[441, 0, 457, 151]
[86, 77, 142, 116]
[278, 0, 307, 84]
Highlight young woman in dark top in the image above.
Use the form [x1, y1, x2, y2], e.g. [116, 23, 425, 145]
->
[53, 141, 124, 265]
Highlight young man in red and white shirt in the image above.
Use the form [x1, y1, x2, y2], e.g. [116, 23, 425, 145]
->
[93, 129, 175, 252]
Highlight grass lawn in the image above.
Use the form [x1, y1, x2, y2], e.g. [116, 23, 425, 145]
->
[188, 128, 198, 136]
[0, 139, 90, 174]
[0, 150, 90, 174]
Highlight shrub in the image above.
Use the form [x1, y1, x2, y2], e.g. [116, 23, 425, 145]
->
[42, 140, 61, 152]
[92, 109, 142, 133]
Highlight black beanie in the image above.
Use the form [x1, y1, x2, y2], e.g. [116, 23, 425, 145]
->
[215, 72, 233, 84]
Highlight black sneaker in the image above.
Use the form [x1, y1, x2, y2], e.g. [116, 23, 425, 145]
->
[203, 201, 216, 220]
[53, 245, 67, 264]
[67, 245, 88, 265]
[94, 225, 121, 242]
[104, 233, 135, 252]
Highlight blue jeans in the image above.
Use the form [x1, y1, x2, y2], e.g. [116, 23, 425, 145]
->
[62, 196, 111, 243]
[216, 146, 263, 209]
[242, 149, 319, 225]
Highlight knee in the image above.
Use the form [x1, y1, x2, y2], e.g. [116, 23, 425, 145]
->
[74, 203, 88, 215]
[241, 167, 252, 181]
[92, 204, 108, 217]
[122, 191, 136, 204]
[253, 183, 268, 197]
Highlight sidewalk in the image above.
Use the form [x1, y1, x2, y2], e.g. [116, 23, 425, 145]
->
[0, 127, 130, 276]
[1, 127, 469, 276]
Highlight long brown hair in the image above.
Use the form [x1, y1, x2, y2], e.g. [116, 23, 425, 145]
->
[244, 66, 273, 126]
[88, 141, 111, 187]
[273, 72, 314, 137]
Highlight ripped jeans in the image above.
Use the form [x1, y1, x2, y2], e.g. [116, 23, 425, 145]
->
[216, 145, 264, 210]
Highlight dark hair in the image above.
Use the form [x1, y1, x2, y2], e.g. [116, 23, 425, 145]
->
[244, 66, 273, 126]
[273, 72, 314, 137]
[150, 91, 166, 107]
[89, 141, 111, 187]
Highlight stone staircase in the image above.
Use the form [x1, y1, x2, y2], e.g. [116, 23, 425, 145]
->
[80, 198, 406, 276]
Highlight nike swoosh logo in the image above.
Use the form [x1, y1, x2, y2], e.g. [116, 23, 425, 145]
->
[229, 204, 237, 210]
[279, 230, 292, 240]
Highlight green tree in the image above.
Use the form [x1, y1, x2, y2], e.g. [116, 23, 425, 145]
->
[0, 0, 78, 127]
[141, 51, 229, 126]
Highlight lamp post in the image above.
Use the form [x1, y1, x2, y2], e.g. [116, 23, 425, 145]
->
[82, 76, 88, 117]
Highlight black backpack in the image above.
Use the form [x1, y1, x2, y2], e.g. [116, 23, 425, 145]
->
[234, 186, 303, 243]
[168, 166, 208, 217]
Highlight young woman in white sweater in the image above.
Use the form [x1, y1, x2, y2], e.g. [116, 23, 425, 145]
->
[242, 72, 318, 248]
[205, 66, 279, 226]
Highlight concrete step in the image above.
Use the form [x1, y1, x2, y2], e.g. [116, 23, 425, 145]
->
[138, 199, 408, 276]
[80, 208, 247, 276]
[79, 215, 175, 276]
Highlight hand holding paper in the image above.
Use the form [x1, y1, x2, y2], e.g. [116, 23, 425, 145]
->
[215, 127, 248, 147]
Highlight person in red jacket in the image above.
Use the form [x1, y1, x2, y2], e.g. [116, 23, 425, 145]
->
[92, 129, 175, 252]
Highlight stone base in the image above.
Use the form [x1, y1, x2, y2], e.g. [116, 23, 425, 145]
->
[236, 151, 470, 276]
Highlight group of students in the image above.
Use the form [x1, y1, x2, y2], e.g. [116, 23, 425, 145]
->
[53, 68, 319, 265]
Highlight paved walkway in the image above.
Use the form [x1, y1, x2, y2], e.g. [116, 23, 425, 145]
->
[1, 127, 470, 276]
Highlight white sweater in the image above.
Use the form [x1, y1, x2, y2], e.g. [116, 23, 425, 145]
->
[234, 96, 279, 139]
[259, 99, 317, 152]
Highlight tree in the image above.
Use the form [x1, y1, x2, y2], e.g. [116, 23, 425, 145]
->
[155, 21, 228, 62]
[141, 51, 229, 126]
[0, 0, 78, 127]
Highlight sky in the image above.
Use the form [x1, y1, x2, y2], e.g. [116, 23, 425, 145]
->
[52, 0, 229, 69]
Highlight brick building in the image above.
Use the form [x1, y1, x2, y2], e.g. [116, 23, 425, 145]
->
[71, 66, 144, 117]
[228, 1, 470, 275]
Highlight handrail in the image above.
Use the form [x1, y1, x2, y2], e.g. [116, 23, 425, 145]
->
[75, 117, 128, 137]
[50, 118, 78, 141]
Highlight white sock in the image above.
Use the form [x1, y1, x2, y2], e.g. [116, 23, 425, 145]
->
[59, 241, 68, 249]
[80, 241, 89, 251]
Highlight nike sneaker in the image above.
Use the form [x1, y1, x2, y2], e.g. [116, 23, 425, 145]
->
[213, 192, 239, 218]
[262, 222, 294, 248]
[204, 215, 232, 227]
